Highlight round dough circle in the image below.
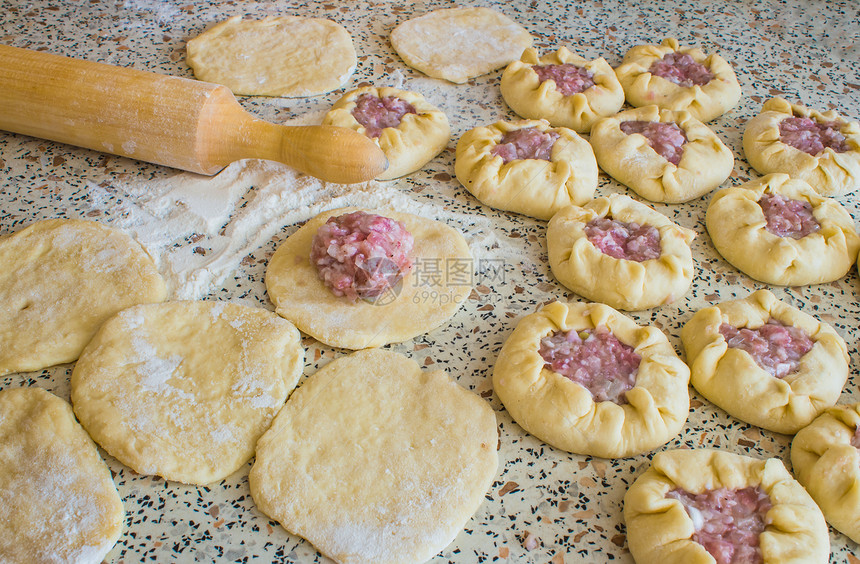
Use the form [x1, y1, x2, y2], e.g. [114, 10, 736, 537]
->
[493, 301, 690, 458]
[589, 105, 734, 203]
[0, 218, 166, 376]
[0, 387, 124, 564]
[71, 301, 305, 485]
[186, 15, 356, 97]
[546, 194, 696, 311]
[249, 348, 499, 564]
[706, 173, 860, 286]
[499, 46, 624, 132]
[790, 403, 860, 543]
[680, 289, 848, 434]
[614, 38, 742, 122]
[743, 97, 860, 196]
[624, 448, 830, 564]
[265, 207, 472, 350]
[322, 86, 450, 180]
[454, 119, 597, 220]
[390, 7, 532, 84]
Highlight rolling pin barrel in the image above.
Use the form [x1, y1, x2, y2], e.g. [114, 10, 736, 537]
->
[0, 44, 387, 183]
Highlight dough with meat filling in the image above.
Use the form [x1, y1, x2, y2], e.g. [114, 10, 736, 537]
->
[493, 301, 690, 458]
[624, 448, 830, 564]
[681, 289, 848, 434]
[590, 105, 733, 203]
[249, 349, 498, 564]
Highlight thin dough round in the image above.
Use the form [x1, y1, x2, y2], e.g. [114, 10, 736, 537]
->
[493, 301, 690, 458]
[0, 218, 166, 376]
[743, 97, 860, 196]
[706, 173, 860, 286]
[500, 47, 624, 132]
[614, 38, 741, 122]
[71, 301, 304, 485]
[0, 387, 124, 564]
[546, 194, 696, 311]
[790, 403, 860, 543]
[680, 289, 848, 434]
[249, 348, 499, 564]
[590, 105, 733, 203]
[322, 86, 450, 180]
[624, 448, 830, 564]
[454, 119, 597, 220]
[265, 207, 472, 350]
[186, 15, 356, 97]
[390, 7, 532, 84]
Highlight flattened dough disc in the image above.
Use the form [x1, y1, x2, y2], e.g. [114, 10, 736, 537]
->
[0, 387, 124, 564]
[390, 7, 533, 84]
[186, 15, 356, 97]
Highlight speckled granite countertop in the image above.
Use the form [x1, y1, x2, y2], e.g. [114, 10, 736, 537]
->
[2, 0, 859, 562]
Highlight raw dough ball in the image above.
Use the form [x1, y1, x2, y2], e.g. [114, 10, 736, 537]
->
[706, 173, 860, 286]
[249, 348, 498, 564]
[791, 403, 860, 543]
[455, 119, 597, 220]
[186, 15, 356, 97]
[0, 387, 123, 564]
[614, 38, 741, 122]
[322, 86, 450, 180]
[390, 7, 532, 84]
[743, 97, 860, 196]
[0, 218, 166, 376]
[624, 448, 830, 564]
[493, 300, 690, 458]
[681, 289, 848, 434]
[71, 301, 304, 485]
[546, 194, 696, 311]
[590, 105, 733, 203]
[500, 46, 624, 132]
[265, 207, 472, 349]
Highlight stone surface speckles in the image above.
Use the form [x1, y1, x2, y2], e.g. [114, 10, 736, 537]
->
[1, 1, 859, 562]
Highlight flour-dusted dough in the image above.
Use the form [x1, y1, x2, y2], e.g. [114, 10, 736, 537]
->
[265, 207, 472, 350]
[493, 301, 689, 458]
[500, 47, 624, 132]
[590, 105, 733, 203]
[614, 38, 741, 122]
[624, 448, 830, 564]
[71, 301, 304, 485]
[791, 403, 860, 543]
[681, 290, 848, 434]
[322, 86, 450, 180]
[454, 119, 597, 220]
[547, 195, 695, 311]
[390, 7, 532, 84]
[186, 15, 356, 97]
[0, 218, 166, 376]
[743, 97, 860, 196]
[706, 173, 860, 286]
[249, 348, 498, 564]
[0, 387, 124, 564]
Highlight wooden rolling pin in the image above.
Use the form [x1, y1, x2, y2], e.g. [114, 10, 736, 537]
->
[0, 44, 388, 183]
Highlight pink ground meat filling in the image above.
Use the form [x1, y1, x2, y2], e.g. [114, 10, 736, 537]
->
[778, 116, 849, 155]
[648, 51, 714, 87]
[490, 127, 560, 164]
[666, 486, 772, 564]
[852, 426, 860, 450]
[538, 326, 640, 404]
[584, 217, 662, 262]
[719, 319, 814, 379]
[758, 193, 820, 239]
[309, 211, 414, 301]
[620, 120, 687, 165]
[351, 93, 417, 138]
[533, 63, 595, 96]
